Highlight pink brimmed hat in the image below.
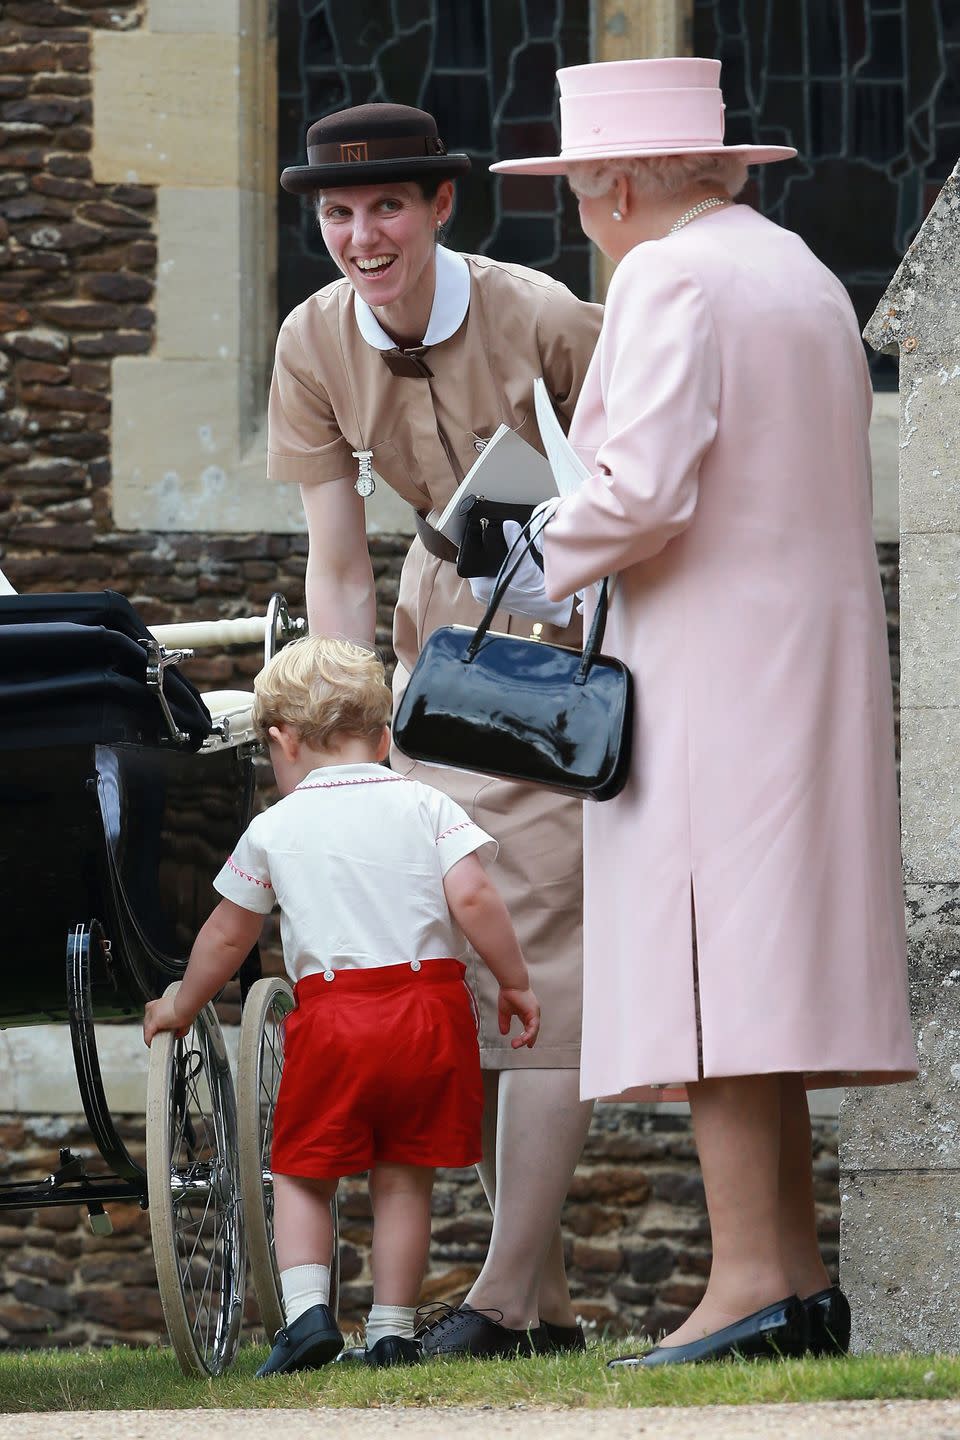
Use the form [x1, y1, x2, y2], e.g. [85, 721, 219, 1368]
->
[490, 58, 796, 174]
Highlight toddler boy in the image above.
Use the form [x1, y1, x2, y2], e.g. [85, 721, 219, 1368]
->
[144, 636, 539, 1371]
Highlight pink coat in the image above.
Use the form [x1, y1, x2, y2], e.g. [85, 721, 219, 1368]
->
[543, 203, 917, 1102]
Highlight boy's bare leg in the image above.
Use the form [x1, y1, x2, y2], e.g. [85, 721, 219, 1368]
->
[369, 1163, 435, 1306]
[272, 1172, 337, 1269]
[468, 1067, 594, 1329]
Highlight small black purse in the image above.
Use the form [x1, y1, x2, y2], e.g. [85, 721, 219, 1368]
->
[394, 523, 633, 801]
[455, 496, 535, 579]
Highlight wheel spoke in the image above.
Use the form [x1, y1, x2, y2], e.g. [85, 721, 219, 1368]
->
[239, 980, 299, 1340]
[149, 998, 243, 1376]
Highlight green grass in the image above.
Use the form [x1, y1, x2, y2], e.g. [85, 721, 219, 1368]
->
[1, 1343, 959, 1413]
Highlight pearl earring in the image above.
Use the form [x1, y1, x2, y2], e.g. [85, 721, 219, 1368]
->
[612, 208, 623, 221]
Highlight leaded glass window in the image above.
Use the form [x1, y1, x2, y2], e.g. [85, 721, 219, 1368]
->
[694, 0, 960, 383]
[277, 1, 591, 324]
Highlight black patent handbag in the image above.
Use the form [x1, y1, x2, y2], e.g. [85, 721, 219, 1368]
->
[393, 520, 633, 801]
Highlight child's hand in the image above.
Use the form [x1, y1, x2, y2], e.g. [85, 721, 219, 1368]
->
[498, 986, 540, 1049]
[143, 995, 192, 1047]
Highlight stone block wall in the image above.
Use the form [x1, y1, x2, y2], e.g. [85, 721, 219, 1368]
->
[0, 1, 153, 596]
[0, 1108, 840, 1348]
[0, 1, 404, 684]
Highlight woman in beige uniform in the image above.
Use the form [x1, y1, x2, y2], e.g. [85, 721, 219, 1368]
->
[269, 102, 602, 1358]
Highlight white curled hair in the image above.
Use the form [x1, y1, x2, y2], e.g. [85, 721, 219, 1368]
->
[566, 153, 749, 200]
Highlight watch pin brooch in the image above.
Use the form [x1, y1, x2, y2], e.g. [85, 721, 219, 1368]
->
[353, 449, 375, 497]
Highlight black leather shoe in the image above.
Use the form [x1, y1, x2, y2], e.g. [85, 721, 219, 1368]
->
[256, 1303, 344, 1376]
[607, 1295, 806, 1369]
[335, 1335, 423, 1367]
[335, 1345, 366, 1364]
[804, 1286, 851, 1356]
[365, 1335, 424, 1367]
[532, 1320, 587, 1354]
[419, 1303, 536, 1359]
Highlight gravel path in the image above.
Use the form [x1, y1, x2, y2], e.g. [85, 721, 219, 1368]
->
[5, 1404, 960, 1439]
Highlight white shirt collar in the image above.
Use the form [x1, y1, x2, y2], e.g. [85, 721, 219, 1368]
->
[353, 246, 471, 351]
[295, 763, 406, 791]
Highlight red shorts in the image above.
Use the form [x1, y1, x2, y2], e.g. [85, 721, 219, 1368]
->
[271, 959, 483, 1178]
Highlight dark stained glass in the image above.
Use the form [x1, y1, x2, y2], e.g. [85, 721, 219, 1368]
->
[277, 0, 593, 326]
[435, 5, 487, 67]
[694, 0, 960, 385]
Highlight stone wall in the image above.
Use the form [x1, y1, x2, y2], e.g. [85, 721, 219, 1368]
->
[0, 0, 405, 685]
[842, 160, 960, 1355]
[0, 1, 153, 598]
[0, 1108, 840, 1348]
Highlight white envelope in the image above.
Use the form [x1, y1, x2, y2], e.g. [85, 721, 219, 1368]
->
[435, 423, 557, 544]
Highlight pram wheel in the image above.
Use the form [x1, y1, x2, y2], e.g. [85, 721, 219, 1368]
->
[147, 982, 246, 1376]
[238, 976, 340, 1338]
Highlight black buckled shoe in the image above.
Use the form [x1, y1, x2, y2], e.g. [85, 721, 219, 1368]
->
[531, 1320, 587, 1355]
[256, 1303, 344, 1377]
[419, 1303, 536, 1359]
[607, 1295, 806, 1369]
[364, 1335, 424, 1367]
[804, 1286, 851, 1356]
[334, 1345, 366, 1364]
[335, 1335, 423, 1367]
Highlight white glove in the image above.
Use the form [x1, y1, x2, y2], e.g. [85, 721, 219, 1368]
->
[530, 497, 564, 532]
[468, 516, 573, 626]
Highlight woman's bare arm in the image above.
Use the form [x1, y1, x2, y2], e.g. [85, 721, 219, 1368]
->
[300, 477, 377, 644]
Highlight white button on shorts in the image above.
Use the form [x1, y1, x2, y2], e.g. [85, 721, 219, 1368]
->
[410, 960, 422, 972]
[323, 970, 335, 982]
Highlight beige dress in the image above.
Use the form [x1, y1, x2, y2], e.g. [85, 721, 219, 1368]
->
[267, 250, 603, 1068]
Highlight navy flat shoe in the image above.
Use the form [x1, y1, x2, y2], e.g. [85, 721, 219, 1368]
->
[803, 1285, 851, 1356]
[607, 1294, 806, 1369]
[256, 1303, 344, 1376]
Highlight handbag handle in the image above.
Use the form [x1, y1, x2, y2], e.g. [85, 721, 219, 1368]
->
[465, 510, 610, 684]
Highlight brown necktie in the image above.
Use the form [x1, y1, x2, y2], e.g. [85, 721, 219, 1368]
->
[380, 345, 433, 379]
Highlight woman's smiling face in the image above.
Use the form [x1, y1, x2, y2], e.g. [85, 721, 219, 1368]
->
[316, 180, 454, 310]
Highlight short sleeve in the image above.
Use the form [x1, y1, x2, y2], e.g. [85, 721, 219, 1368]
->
[213, 820, 276, 915]
[267, 307, 357, 486]
[536, 283, 603, 427]
[425, 787, 499, 876]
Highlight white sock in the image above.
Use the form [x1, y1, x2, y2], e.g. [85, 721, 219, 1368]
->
[365, 1303, 416, 1347]
[280, 1263, 330, 1325]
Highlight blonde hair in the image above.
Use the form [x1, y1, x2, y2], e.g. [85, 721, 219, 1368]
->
[253, 636, 392, 750]
[566, 152, 749, 201]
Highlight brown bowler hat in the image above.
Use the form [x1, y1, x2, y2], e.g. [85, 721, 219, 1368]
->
[280, 102, 471, 194]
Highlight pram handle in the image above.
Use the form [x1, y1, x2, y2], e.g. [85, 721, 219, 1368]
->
[149, 617, 267, 649]
[149, 593, 306, 669]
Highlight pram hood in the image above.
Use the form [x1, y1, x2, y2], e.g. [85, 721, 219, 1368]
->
[0, 590, 212, 750]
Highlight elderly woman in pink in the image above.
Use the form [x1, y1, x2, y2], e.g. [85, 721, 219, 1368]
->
[484, 58, 917, 1366]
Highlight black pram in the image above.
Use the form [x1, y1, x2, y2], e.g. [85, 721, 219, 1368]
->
[0, 589, 328, 1374]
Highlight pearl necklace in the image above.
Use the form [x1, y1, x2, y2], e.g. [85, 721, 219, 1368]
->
[668, 195, 731, 234]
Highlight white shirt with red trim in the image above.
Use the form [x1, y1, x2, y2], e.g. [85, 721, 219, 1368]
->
[213, 762, 498, 982]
